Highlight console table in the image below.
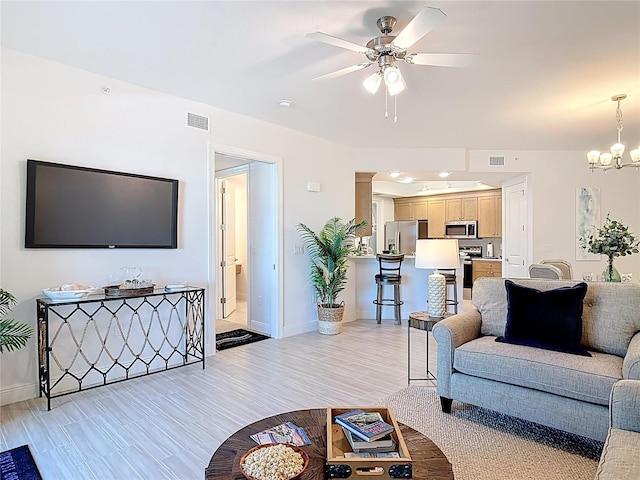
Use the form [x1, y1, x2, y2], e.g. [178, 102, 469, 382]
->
[37, 287, 205, 410]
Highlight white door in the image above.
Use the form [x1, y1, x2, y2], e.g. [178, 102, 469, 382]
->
[221, 179, 237, 317]
[503, 179, 529, 278]
[247, 161, 277, 336]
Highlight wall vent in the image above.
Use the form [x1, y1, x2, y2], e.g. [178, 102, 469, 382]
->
[186, 112, 210, 132]
[489, 156, 505, 166]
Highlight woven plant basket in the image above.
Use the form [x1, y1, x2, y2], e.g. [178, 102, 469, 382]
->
[317, 303, 344, 335]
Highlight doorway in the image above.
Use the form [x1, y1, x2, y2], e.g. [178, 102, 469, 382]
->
[209, 146, 282, 354]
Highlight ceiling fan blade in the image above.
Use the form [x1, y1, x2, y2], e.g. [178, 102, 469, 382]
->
[406, 53, 480, 68]
[392, 7, 447, 49]
[306, 32, 373, 55]
[312, 63, 372, 81]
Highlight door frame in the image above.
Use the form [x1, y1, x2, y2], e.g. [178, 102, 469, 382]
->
[207, 143, 283, 355]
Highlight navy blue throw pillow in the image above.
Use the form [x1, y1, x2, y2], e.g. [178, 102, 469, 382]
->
[496, 280, 591, 356]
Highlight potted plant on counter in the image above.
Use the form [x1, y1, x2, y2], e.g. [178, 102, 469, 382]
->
[580, 215, 639, 282]
[297, 217, 366, 334]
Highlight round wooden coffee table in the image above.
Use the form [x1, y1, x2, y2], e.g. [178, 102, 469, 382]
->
[205, 408, 453, 479]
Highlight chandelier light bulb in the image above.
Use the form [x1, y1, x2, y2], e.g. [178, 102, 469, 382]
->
[363, 72, 382, 94]
[599, 153, 613, 166]
[587, 150, 600, 164]
[631, 148, 640, 163]
[610, 143, 625, 158]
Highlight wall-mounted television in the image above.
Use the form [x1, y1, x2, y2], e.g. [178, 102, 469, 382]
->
[25, 160, 178, 249]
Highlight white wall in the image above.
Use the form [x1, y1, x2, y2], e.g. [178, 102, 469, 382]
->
[0, 49, 354, 404]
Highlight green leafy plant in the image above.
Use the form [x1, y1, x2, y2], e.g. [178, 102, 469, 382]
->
[297, 217, 366, 308]
[0, 289, 32, 353]
[580, 215, 639, 280]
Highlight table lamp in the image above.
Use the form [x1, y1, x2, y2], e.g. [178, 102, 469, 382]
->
[415, 239, 460, 318]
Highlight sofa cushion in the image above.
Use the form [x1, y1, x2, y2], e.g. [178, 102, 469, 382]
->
[453, 336, 622, 405]
[496, 280, 590, 356]
[595, 428, 640, 479]
[473, 278, 640, 357]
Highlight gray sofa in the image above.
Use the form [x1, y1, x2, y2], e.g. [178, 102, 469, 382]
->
[595, 379, 640, 479]
[433, 277, 640, 442]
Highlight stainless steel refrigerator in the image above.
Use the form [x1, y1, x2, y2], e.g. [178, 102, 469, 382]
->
[385, 220, 426, 255]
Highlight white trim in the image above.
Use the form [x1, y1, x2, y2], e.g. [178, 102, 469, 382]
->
[0, 381, 39, 407]
[207, 143, 284, 348]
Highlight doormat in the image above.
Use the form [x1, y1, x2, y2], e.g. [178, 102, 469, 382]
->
[0, 445, 42, 480]
[216, 328, 270, 351]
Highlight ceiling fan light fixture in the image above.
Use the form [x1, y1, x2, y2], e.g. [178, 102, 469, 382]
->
[383, 66, 402, 86]
[363, 71, 382, 94]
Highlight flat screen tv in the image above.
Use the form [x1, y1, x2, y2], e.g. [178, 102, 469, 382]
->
[25, 160, 178, 248]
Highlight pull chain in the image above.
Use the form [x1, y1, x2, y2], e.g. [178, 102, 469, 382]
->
[384, 88, 389, 119]
[394, 95, 398, 124]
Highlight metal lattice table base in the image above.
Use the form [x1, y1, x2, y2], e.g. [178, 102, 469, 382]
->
[37, 287, 205, 410]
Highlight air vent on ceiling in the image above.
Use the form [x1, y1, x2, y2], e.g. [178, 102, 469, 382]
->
[186, 112, 210, 132]
[489, 156, 505, 166]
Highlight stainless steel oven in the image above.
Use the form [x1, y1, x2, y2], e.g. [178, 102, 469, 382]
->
[445, 220, 478, 239]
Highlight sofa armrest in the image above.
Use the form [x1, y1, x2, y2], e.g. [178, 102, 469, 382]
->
[609, 380, 640, 433]
[622, 332, 640, 380]
[432, 307, 482, 398]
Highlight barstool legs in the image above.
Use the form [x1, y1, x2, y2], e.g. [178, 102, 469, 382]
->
[374, 282, 403, 325]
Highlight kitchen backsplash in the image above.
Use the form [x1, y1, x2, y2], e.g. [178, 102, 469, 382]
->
[459, 238, 502, 258]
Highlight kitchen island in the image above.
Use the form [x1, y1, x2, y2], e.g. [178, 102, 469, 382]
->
[347, 255, 465, 322]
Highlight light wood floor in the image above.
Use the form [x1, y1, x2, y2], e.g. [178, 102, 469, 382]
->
[0, 316, 441, 480]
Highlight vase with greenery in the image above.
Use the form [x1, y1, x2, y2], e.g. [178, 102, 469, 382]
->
[0, 289, 32, 353]
[296, 217, 366, 334]
[580, 215, 639, 282]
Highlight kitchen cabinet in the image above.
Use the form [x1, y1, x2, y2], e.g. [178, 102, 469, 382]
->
[393, 198, 428, 220]
[355, 172, 375, 236]
[427, 199, 445, 238]
[478, 194, 502, 238]
[472, 260, 502, 283]
[445, 197, 478, 221]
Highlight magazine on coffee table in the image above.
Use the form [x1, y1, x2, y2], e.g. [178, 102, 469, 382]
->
[250, 421, 311, 446]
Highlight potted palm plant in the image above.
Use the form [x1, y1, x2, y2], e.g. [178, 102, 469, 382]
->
[297, 217, 366, 334]
[580, 215, 639, 282]
[0, 289, 32, 353]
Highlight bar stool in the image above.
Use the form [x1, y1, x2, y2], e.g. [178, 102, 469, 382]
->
[373, 254, 404, 324]
[440, 269, 458, 314]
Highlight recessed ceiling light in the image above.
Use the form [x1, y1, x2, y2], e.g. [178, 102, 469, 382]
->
[278, 99, 292, 107]
[398, 177, 414, 184]
[439, 172, 450, 178]
[389, 172, 401, 178]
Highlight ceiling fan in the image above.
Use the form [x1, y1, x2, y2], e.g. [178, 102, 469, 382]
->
[306, 6, 479, 97]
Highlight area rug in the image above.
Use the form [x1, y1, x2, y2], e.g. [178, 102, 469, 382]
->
[377, 386, 603, 480]
[0, 445, 42, 480]
[215, 328, 269, 351]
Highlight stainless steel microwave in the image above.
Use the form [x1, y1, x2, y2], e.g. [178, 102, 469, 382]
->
[445, 220, 478, 239]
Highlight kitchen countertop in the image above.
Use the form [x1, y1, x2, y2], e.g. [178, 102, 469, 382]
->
[472, 257, 502, 261]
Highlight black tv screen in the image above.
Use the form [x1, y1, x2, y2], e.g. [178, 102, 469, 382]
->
[25, 160, 178, 248]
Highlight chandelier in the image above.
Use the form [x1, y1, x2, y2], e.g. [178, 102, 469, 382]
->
[587, 94, 640, 171]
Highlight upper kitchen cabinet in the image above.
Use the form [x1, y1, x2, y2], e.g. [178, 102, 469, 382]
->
[445, 197, 478, 221]
[355, 172, 375, 236]
[478, 192, 502, 238]
[427, 199, 446, 238]
[393, 198, 428, 220]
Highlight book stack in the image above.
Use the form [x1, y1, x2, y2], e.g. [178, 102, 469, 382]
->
[334, 409, 396, 455]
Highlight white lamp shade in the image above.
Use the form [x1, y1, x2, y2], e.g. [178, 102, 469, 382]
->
[363, 72, 382, 94]
[415, 239, 460, 269]
[587, 150, 600, 164]
[630, 148, 640, 163]
[599, 152, 613, 166]
[610, 143, 625, 157]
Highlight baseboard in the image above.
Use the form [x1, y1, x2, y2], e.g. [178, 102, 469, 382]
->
[0, 381, 39, 406]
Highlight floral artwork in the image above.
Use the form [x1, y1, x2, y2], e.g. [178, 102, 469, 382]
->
[576, 187, 600, 261]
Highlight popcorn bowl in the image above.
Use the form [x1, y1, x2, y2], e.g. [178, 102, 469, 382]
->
[240, 443, 309, 480]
